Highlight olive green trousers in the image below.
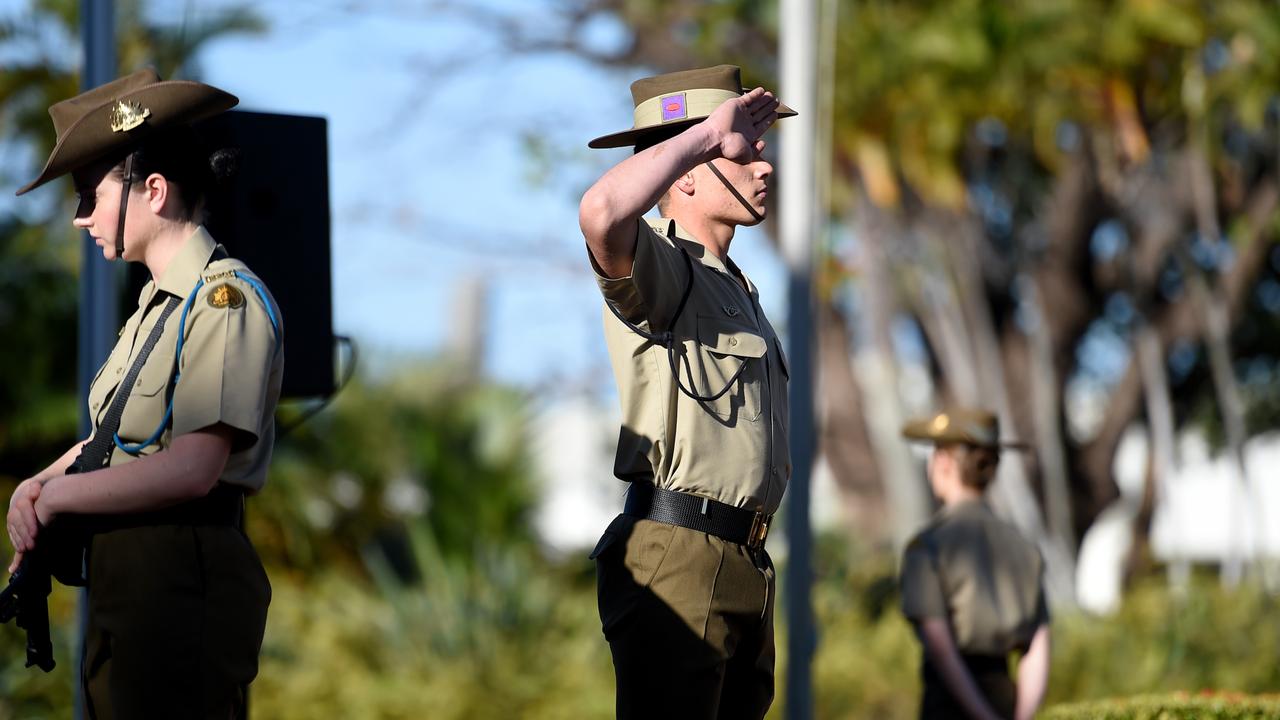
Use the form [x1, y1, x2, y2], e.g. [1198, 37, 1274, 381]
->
[592, 515, 776, 720]
[82, 524, 271, 720]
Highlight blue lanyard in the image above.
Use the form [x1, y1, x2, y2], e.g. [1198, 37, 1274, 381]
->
[114, 271, 279, 455]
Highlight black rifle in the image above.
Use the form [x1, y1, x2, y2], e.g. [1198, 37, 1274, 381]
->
[1, 294, 183, 673]
[0, 465, 97, 674]
[0, 547, 56, 672]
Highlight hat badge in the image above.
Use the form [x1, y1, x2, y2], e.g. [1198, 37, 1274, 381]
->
[660, 92, 688, 122]
[932, 414, 950, 432]
[109, 100, 151, 133]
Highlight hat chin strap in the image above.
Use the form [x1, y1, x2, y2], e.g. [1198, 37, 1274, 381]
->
[114, 152, 135, 260]
[704, 161, 764, 224]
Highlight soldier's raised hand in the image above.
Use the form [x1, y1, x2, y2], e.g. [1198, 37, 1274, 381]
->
[704, 87, 779, 164]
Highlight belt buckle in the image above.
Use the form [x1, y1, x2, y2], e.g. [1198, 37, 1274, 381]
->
[748, 512, 771, 549]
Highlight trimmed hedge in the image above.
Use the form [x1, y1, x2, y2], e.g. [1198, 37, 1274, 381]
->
[1044, 692, 1280, 719]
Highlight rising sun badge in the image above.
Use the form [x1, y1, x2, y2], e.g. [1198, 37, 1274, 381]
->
[207, 283, 245, 309]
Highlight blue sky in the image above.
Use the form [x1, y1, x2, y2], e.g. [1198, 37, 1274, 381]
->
[0, 0, 1145, 408]
[0, 0, 790, 393]
[164, 0, 790, 392]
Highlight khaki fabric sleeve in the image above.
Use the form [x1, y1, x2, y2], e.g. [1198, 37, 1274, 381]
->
[170, 278, 279, 449]
[588, 218, 691, 326]
[1033, 551, 1051, 625]
[900, 536, 948, 620]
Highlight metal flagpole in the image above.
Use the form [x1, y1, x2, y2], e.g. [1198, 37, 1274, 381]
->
[781, 0, 818, 717]
[77, 2, 117, 716]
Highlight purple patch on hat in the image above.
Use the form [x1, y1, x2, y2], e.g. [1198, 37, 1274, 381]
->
[661, 93, 687, 122]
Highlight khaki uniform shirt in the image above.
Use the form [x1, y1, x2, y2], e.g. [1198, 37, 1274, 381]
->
[593, 218, 790, 514]
[900, 499, 1049, 656]
[86, 226, 284, 491]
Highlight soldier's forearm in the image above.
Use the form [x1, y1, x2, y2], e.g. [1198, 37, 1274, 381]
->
[1014, 624, 1051, 720]
[580, 123, 719, 278]
[37, 425, 233, 518]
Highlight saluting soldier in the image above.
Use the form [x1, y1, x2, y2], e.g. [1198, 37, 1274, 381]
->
[899, 408, 1051, 720]
[5, 68, 282, 718]
[580, 65, 796, 719]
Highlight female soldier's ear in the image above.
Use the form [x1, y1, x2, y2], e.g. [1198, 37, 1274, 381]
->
[143, 173, 169, 215]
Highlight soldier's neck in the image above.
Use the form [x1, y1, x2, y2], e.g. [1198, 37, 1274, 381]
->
[142, 221, 200, 284]
[941, 482, 983, 508]
[669, 210, 736, 262]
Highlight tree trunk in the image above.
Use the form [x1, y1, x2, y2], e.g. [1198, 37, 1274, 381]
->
[934, 212, 1078, 606]
[816, 300, 890, 543]
[1184, 136, 1257, 586]
[851, 199, 932, 550]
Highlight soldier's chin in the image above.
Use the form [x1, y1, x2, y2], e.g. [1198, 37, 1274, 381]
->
[102, 243, 125, 262]
[743, 207, 768, 226]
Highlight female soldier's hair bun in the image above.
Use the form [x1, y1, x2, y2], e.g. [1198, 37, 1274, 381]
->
[209, 147, 241, 184]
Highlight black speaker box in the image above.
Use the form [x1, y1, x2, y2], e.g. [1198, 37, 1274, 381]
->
[127, 110, 335, 399]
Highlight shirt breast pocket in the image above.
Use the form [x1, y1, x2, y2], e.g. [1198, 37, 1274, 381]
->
[687, 314, 767, 423]
[115, 351, 175, 444]
[132, 351, 175, 398]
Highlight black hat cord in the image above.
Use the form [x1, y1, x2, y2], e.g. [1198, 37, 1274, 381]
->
[604, 221, 751, 404]
[114, 151, 135, 260]
[703, 161, 764, 224]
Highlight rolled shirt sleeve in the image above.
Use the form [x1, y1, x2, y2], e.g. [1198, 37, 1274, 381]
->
[1033, 566, 1051, 626]
[170, 276, 279, 450]
[900, 536, 948, 621]
[590, 218, 693, 328]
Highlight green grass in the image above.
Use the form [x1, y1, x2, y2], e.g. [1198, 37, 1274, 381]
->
[1043, 693, 1280, 719]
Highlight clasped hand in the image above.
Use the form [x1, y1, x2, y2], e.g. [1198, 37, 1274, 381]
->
[7, 479, 53, 573]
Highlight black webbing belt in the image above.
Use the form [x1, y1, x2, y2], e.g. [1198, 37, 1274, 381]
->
[624, 482, 772, 549]
[69, 294, 182, 474]
[81, 482, 245, 534]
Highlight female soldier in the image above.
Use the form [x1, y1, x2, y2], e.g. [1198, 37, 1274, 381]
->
[899, 408, 1050, 720]
[5, 68, 282, 718]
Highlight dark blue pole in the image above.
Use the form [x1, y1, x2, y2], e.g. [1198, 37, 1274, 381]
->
[77, 2, 116, 716]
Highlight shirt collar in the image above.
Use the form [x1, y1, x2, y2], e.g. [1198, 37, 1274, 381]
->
[155, 226, 218, 298]
[940, 496, 991, 520]
[661, 219, 758, 296]
[662, 218, 729, 273]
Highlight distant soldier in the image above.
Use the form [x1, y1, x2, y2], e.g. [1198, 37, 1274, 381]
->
[899, 408, 1051, 720]
[580, 64, 795, 718]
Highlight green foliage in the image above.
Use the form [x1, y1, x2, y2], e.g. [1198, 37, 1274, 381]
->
[1043, 693, 1280, 720]
[0, 218, 80, 476]
[1049, 577, 1280, 702]
[251, 367, 540, 575]
[823, 0, 1280, 203]
[251, 536, 615, 720]
[0, 584, 86, 719]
